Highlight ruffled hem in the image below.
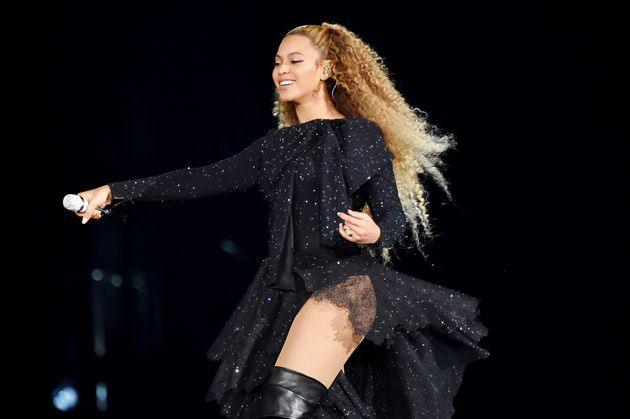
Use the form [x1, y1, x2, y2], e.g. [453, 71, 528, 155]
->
[291, 251, 490, 353]
[205, 255, 490, 418]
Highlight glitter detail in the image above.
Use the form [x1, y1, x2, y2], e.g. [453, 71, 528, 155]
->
[106, 117, 490, 418]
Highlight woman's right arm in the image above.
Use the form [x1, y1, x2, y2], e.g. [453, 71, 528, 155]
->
[76, 131, 270, 224]
[107, 132, 269, 203]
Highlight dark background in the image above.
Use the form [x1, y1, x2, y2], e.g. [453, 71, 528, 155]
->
[9, 1, 624, 418]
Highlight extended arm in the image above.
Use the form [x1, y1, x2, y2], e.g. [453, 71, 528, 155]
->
[107, 133, 268, 203]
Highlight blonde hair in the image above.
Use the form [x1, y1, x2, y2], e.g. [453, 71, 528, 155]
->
[272, 22, 457, 265]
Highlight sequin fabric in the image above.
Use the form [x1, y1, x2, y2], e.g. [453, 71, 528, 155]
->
[107, 117, 491, 418]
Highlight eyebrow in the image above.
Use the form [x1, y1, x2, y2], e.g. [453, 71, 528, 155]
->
[275, 52, 304, 58]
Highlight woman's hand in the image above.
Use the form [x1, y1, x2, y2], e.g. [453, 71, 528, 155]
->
[76, 185, 113, 224]
[337, 209, 381, 245]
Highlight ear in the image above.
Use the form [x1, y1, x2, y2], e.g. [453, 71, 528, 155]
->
[320, 59, 333, 80]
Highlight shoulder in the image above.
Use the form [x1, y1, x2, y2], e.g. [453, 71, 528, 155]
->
[340, 117, 386, 144]
[253, 126, 280, 147]
[337, 117, 395, 195]
[339, 118, 394, 165]
[345, 116, 381, 131]
[338, 117, 389, 153]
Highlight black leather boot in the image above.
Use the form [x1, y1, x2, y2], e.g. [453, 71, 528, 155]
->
[245, 366, 328, 419]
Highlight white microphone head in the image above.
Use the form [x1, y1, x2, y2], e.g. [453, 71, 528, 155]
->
[63, 194, 88, 212]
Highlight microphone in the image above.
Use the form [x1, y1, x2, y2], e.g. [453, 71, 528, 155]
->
[63, 194, 111, 215]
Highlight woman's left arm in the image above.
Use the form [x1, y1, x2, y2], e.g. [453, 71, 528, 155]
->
[357, 159, 407, 252]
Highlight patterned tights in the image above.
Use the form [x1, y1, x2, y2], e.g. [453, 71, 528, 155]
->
[274, 275, 377, 389]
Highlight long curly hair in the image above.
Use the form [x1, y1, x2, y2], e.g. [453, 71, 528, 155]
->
[272, 22, 457, 265]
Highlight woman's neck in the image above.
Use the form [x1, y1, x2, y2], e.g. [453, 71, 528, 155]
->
[294, 97, 344, 123]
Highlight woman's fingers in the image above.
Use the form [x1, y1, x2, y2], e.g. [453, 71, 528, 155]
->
[82, 196, 96, 223]
[76, 186, 110, 224]
[338, 222, 359, 242]
[337, 209, 381, 244]
[337, 210, 366, 242]
[337, 209, 366, 220]
[336, 210, 366, 228]
[81, 210, 93, 224]
[81, 209, 103, 224]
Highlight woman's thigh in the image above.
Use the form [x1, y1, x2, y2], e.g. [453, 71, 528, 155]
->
[274, 275, 376, 389]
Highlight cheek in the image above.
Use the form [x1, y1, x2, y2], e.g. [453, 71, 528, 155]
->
[297, 70, 319, 88]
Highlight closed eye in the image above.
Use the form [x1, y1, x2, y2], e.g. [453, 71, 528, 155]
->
[273, 60, 303, 66]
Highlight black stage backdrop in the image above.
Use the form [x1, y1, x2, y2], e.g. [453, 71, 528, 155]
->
[8, 1, 624, 418]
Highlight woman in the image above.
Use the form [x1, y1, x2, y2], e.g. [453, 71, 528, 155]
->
[75, 23, 490, 419]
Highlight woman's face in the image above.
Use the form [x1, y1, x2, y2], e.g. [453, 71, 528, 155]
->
[272, 34, 328, 104]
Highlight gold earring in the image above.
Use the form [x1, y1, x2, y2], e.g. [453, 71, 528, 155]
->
[312, 81, 322, 96]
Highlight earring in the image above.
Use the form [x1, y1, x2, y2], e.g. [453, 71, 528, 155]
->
[312, 81, 322, 97]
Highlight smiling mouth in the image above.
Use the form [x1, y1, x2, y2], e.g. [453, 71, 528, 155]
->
[279, 80, 295, 89]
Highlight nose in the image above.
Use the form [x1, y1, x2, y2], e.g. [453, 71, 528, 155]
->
[276, 63, 291, 75]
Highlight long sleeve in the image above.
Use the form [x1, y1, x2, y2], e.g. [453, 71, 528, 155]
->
[356, 159, 407, 252]
[107, 132, 269, 203]
[339, 117, 407, 253]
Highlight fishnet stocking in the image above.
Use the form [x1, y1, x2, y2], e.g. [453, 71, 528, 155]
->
[274, 275, 377, 389]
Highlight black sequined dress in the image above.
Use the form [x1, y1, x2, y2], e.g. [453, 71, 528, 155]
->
[107, 116, 490, 418]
